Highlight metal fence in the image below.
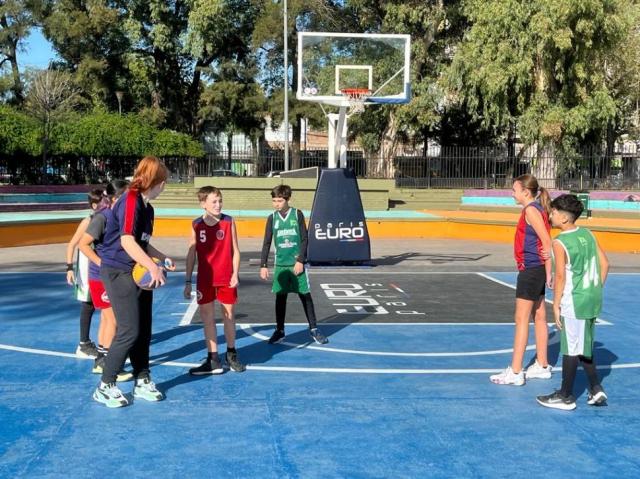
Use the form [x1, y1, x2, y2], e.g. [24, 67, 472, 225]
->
[2, 144, 639, 190]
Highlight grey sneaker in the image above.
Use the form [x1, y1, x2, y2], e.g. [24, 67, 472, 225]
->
[310, 328, 329, 344]
[536, 391, 576, 411]
[133, 377, 164, 402]
[189, 356, 224, 375]
[93, 382, 128, 408]
[225, 350, 246, 373]
[587, 386, 608, 406]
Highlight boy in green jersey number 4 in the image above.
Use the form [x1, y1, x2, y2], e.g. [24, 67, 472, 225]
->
[259, 185, 328, 345]
[537, 194, 610, 411]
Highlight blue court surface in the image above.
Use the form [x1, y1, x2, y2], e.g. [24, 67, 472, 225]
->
[1, 270, 639, 478]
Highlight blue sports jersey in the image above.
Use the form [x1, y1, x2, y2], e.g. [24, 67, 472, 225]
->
[100, 189, 154, 271]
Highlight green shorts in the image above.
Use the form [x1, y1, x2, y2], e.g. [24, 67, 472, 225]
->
[272, 266, 310, 294]
[560, 316, 596, 357]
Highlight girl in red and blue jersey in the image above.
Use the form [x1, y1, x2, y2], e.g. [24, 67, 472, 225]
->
[491, 174, 553, 386]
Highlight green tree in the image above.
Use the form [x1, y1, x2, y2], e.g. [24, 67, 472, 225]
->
[252, 0, 342, 169]
[0, 1, 48, 104]
[447, 0, 633, 182]
[25, 69, 79, 163]
[43, 0, 130, 110]
[198, 61, 266, 166]
[344, 0, 475, 176]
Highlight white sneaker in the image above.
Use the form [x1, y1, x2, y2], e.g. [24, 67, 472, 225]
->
[133, 377, 164, 402]
[490, 366, 525, 386]
[525, 360, 552, 379]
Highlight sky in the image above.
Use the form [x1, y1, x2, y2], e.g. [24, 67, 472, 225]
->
[20, 27, 57, 69]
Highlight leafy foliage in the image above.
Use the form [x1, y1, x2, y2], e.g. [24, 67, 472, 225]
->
[0, 104, 40, 154]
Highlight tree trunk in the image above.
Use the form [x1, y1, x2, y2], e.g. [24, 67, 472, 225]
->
[8, 48, 24, 104]
[371, 112, 399, 178]
[187, 66, 203, 136]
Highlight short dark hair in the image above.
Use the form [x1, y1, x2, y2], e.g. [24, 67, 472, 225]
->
[551, 194, 584, 222]
[106, 179, 129, 198]
[271, 184, 292, 199]
[197, 186, 222, 202]
[87, 188, 104, 207]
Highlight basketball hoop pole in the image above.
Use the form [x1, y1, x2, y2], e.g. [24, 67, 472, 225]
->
[334, 106, 348, 168]
[283, 0, 289, 171]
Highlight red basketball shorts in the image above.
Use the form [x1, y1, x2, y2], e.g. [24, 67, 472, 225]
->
[196, 285, 238, 305]
[89, 279, 111, 309]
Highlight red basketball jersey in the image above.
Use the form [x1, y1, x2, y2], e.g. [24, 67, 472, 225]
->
[193, 214, 234, 287]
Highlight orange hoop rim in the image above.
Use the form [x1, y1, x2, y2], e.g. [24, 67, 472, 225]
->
[340, 88, 372, 98]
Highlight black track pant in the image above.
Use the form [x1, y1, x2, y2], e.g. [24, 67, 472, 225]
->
[275, 293, 318, 331]
[79, 301, 95, 343]
[560, 354, 601, 397]
[100, 266, 152, 384]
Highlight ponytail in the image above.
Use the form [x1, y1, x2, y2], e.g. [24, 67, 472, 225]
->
[538, 186, 551, 216]
[514, 174, 551, 215]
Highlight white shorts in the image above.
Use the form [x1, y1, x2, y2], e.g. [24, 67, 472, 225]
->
[560, 316, 595, 357]
[74, 251, 91, 303]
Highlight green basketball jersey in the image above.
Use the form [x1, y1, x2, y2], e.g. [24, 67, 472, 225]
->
[555, 227, 602, 319]
[273, 208, 300, 267]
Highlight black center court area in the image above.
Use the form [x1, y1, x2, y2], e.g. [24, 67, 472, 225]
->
[186, 272, 517, 325]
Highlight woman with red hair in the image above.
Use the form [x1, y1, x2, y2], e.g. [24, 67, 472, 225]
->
[93, 156, 176, 408]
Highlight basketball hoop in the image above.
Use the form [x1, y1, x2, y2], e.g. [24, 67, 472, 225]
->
[341, 88, 371, 114]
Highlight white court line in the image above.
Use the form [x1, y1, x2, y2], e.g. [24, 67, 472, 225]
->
[0, 343, 637, 374]
[239, 324, 538, 357]
[476, 272, 613, 326]
[179, 293, 199, 326]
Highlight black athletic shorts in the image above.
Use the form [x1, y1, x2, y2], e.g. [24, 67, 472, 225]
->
[515, 265, 546, 300]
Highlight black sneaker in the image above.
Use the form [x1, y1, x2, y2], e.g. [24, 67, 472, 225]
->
[225, 351, 246, 373]
[76, 341, 99, 358]
[268, 329, 285, 344]
[189, 357, 224, 376]
[587, 385, 608, 406]
[310, 328, 329, 344]
[536, 391, 577, 411]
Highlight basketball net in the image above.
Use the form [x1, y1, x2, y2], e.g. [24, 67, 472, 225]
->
[341, 88, 371, 115]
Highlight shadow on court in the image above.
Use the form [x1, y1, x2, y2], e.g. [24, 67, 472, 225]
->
[374, 252, 490, 266]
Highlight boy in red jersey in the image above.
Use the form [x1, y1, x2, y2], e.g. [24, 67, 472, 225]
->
[184, 186, 246, 374]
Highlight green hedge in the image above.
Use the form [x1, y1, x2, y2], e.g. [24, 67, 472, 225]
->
[0, 106, 41, 156]
[0, 107, 204, 158]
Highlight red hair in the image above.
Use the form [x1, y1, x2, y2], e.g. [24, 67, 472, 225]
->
[129, 156, 169, 191]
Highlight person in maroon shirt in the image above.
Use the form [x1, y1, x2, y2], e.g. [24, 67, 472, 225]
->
[92, 156, 176, 408]
[184, 186, 245, 375]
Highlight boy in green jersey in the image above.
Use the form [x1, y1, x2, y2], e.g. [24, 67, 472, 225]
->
[259, 185, 328, 345]
[537, 194, 610, 411]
